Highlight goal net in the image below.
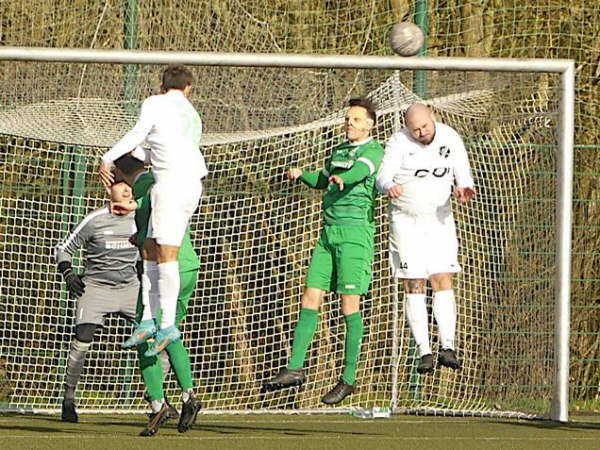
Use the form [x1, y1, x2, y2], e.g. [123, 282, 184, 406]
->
[0, 57, 567, 419]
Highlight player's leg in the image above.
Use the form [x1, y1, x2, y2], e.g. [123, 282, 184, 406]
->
[166, 269, 201, 433]
[403, 279, 433, 373]
[123, 257, 159, 348]
[146, 181, 201, 353]
[390, 214, 433, 373]
[262, 231, 332, 392]
[430, 273, 460, 369]
[62, 323, 96, 422]
[62, 283, 113, 422]
[428, 216, 462, 370]
[321, 225, 372, 405]
[116, 281, 174, 436]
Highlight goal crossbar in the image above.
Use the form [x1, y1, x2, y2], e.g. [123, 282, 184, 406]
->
[0, 47, 574, 422]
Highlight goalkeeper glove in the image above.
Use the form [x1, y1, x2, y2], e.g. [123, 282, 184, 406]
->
[58, 261, 86, 298]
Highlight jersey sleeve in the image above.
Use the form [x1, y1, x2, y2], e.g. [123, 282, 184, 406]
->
[102, 98, 157, 163]
[452, 134, 475, 188]
[55, 213, 95, 264]
[376, 134, 403, 193]
[299, 169, 329, 189]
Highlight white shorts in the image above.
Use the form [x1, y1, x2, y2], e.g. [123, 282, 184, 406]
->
[389, 211, 461, 279]
[148, 180, 203, 246]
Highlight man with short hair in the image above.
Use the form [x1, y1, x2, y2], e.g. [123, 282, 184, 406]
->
[99, 65, 207, 357]
[55, 178, 139, 422]
[376, 103, 476, 374]
[114, 153, 201, 436]
[262, 98, 384, 405]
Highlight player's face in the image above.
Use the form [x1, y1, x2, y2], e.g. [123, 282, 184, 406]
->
[110, 182, 133, 203]
[345, 106, 373, 143]
[407, 114, 435, 145]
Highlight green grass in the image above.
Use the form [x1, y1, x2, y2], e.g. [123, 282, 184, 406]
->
[2, 413, 600, 450]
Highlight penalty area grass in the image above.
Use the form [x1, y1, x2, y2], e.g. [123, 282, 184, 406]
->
[1, 413, 600, 450]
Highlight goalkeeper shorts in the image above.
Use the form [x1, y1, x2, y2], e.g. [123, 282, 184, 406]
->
[75, 280, 139, 326]
[388, 211, 461, 279]
[305, 225, 374, 295]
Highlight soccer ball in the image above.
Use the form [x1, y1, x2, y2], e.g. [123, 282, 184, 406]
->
[389, 22, 425, 57]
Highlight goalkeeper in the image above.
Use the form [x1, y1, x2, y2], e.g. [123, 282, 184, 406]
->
[55, 177, 139, 423]
[376, 103, 475, 374]
[262, 98, 384, 405]
[114, 153, 201, 437]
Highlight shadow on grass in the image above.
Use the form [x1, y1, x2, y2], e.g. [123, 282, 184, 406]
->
[97, 420, 380, 436]
[496, 419, 600, 432]
[0, 423, 79, 433]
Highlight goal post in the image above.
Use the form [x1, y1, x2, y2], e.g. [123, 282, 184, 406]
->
[0, 47, 573, 422]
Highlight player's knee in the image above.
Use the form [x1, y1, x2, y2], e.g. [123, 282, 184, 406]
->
[430, 273, 453, 291]
[403, 278, 426, 294]
[156, 244, 180, 263]
[301, 287, 324, 309]
[340, 295, 360, 315]
[75, 323, 97, 343]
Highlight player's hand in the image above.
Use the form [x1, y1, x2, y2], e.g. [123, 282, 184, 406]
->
[99, 160, 114, 192]
[286, 168, 303, 181]
[63, 269, 86, 298]
[129, 232, 139, 246]
[387, 184, 404, 199]
[455, 186, 476, 203]
[111, 200, 137, 215]
[328, 175, 344, 191]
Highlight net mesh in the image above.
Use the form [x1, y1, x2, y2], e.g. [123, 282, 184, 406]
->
[0, 61, 560, 417]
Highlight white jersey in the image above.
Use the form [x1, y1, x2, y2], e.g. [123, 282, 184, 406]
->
[376, 122, 474, 217]
[102, 89, 208, 184]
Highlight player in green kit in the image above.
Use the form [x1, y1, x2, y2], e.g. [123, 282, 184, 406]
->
[262, 98, 384, 404]
[113, 153, 201, 436]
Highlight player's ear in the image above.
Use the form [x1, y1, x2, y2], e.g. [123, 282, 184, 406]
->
[183, 85, 193, 97]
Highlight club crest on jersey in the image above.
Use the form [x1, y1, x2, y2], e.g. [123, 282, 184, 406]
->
[439, 146, 450, 158]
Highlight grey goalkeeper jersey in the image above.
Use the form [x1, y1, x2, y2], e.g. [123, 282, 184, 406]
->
[55, 205, 138, 286]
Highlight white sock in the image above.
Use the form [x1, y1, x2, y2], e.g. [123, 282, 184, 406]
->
[160, 351, 171, 377]
[182, 389, 194, 403]
[151, 398, 164, 413]
[405, 293, 431, 357]
[433, 289, 457, 350]
[145, 260, 160, 319]
[158, 261, 179, 329]
[140, 266, 152, 321]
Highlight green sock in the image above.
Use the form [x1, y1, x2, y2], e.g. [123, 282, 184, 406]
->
[341, 312, 363, 385]
[287, 307, 319, 370]
[137, 342, 164, 401]
[165, 339, 194, 391]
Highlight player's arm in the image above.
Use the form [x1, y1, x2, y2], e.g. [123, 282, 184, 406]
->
[452, 135, 476, 203]
[376, 135, 404, 198]
[328, 146, 383, 191]
[99, 99, 156, 187]
[287, 163, 329, 190]
[55, 215, 94, 297]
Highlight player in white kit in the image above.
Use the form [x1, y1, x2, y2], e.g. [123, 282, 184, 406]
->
[376, 103, 475, 374]
[99, 65, 207, 354]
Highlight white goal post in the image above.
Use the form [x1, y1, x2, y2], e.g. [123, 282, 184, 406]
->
[0, 47, 574, 422]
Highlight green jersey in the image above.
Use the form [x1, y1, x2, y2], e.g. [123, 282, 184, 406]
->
[133, 171, 200, 272]
[320, 139, 384, 226]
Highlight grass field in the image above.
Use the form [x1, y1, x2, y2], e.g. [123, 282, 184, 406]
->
[1, 413, 600, 450]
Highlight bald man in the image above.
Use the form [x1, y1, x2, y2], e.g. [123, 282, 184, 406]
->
[376, 103, 475, 374]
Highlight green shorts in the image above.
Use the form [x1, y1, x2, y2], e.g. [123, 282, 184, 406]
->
[305, 225, 374, 295]
[136, 269, 198, 326]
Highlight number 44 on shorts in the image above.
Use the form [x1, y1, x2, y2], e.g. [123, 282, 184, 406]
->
[398, 262, 408, 269]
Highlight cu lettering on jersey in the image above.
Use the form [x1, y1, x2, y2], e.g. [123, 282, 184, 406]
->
[414, 167, 450, 178]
